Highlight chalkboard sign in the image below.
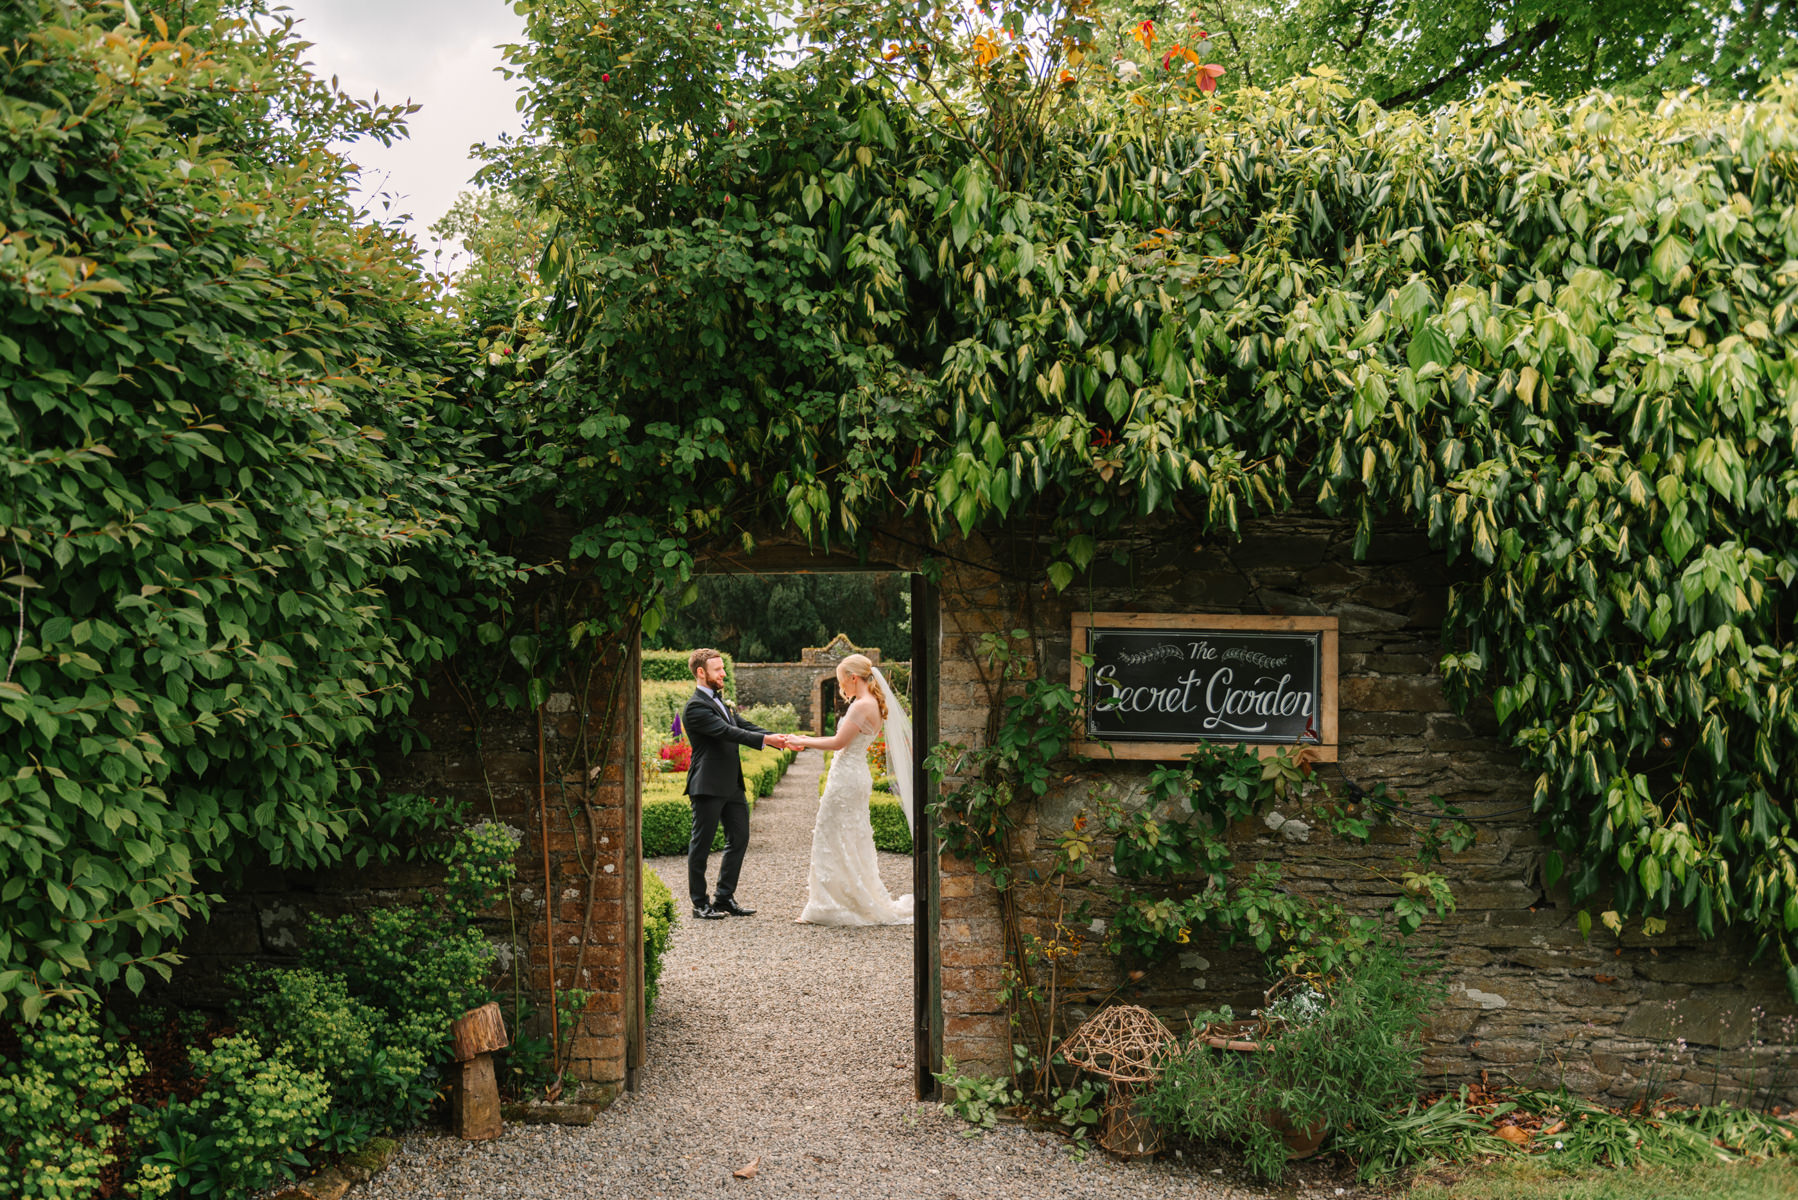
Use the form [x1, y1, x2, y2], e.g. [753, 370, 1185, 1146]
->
[1071, 614, 1338, 761]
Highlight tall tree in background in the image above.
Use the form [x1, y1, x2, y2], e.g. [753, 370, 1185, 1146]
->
[647, 574, 911, 662]
[1162, 0, 1795, 103]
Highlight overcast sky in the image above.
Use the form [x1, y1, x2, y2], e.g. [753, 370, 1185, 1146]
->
[285, 0, 526, 254]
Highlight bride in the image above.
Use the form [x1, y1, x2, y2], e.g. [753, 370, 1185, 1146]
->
[789, 653, 915, 925]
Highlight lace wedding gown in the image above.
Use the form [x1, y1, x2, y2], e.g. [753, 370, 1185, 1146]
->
[797, 722, 914, 925]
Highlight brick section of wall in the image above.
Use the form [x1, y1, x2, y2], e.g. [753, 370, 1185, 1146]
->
[929, 521, 1797, 1106]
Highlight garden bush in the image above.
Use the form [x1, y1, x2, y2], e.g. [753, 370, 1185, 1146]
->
[132, 1033, 329, 1200]
[641, 748, 795, 854]
[230, 967, 435, 1143]
[643, 869, 678, 1017]
[642, 650, 733, 688]
[301, 906, 495, 1066]
[0, 0, 515, 1019]
[0, 1008, 140, 1200]
[1145, 937, 1445, 1181]
[870, 799, 912, 855]
[738, 703, 801, 733]
[641, 797, 699, 857]
[642, 679, 699, 744]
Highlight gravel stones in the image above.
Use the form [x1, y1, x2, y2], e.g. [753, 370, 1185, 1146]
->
[347, 753, 1355, 1200]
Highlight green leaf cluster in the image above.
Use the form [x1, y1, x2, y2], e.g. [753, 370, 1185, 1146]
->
[0, 1, 518, 1015]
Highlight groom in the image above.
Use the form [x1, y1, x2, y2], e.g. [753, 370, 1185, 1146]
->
[682, 647, 797, 920]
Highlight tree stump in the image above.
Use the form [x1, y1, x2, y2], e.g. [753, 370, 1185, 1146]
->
[450, 1002, 509, 1141]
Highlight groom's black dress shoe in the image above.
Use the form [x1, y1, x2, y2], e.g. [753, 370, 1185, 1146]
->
[692, 902, 726, 920]
[712, 897, 756, 917]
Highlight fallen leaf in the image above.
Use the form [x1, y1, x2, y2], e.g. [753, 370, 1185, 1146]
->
[733, 1156, 762, 1180]
[1494, 1124, 1532, 1145]
[1541, 1120, 1567, 1136]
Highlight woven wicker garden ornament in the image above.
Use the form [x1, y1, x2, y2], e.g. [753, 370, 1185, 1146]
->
[1056, 1003, 1181, 1082]
[1057, 1005, 1183, 1157]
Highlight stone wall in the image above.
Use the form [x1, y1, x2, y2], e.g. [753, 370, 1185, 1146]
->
[930, 519, 1797, 1107]
[734, 662, 833, 727]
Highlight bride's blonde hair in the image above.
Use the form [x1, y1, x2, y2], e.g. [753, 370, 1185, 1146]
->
[839, 653, 888, 721]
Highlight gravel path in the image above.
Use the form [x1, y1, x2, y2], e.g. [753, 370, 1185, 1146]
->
[349, 753, 1361, 1200]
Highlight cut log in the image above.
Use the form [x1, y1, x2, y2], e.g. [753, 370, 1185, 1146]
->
[451, 1002, 509, 1062]
[452, 1053, 503, 1141]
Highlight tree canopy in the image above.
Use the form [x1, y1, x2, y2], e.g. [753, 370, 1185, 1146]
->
[646, 573, 912, 662]
[1176, 1, 1798, 105]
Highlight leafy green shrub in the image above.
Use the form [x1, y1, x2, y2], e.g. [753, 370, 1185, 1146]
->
[301, 906, 494, 1065]
[745, 746, 796, 797]
[0, 0, 514, 1018]
[881, 662, 910, 703]
[0, 1008, 141, 1200]
[642, 797, 699, 857]
[870, 799, 912, 854]
[642, 678, 697, 743]
[442, 821, 524, 922]
[1145, 937, 1444, 1181]
[642, 747, 795, 855]
[643, 869, 678, 1017]
[230, 967, 434, 1143]
[340, 793, 473, 870]
[135, 1034, 328, 1200]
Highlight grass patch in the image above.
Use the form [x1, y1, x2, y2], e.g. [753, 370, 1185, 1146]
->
[1403, 1159, 1798, 1200]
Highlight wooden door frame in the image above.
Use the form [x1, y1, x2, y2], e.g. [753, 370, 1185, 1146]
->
[640, 541, 939, 1099]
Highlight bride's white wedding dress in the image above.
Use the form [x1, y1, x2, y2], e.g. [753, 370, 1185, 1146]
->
[797, 722, 914, 925]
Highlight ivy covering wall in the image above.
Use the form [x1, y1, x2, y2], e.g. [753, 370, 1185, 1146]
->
[7, 0, 1798, 1021]
[486, 1, 1798, 993]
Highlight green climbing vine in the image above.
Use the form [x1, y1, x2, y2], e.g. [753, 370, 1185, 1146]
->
[487, 0, 1798, 996]
[11, 0, 1798, 1023]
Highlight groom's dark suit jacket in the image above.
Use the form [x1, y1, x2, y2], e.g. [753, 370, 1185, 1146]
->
[682, 687, 772, 798]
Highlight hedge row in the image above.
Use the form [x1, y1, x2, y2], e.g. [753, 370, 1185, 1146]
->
[642, 868, 676, 1018]
[870, 799, 912, 855]
[642, 649, 733, 689]
[640, 747, 797, 856]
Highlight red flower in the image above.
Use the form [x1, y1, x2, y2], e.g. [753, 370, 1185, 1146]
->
[601, 73, 610, 82]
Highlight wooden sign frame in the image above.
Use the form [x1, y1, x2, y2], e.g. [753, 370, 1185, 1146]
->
[1070, 613, 1339, 762]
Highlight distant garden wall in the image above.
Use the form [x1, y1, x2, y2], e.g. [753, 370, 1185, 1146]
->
[931, 517, 1797, 1108]
[734, 635, 908, 732]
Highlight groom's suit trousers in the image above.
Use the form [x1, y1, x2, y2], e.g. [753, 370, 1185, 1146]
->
[687, 792, 749, 906]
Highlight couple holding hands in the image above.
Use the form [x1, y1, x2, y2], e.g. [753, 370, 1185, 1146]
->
[681, 647, 914, 926]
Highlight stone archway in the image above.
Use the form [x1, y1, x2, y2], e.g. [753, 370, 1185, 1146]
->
[801, 633, 882, 733]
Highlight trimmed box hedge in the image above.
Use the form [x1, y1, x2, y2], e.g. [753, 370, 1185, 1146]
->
[640, 747, 796, 857]
[870, 799, 912, 855]
[642, 868, 677, 1018]
[642, 649, 733, 690]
